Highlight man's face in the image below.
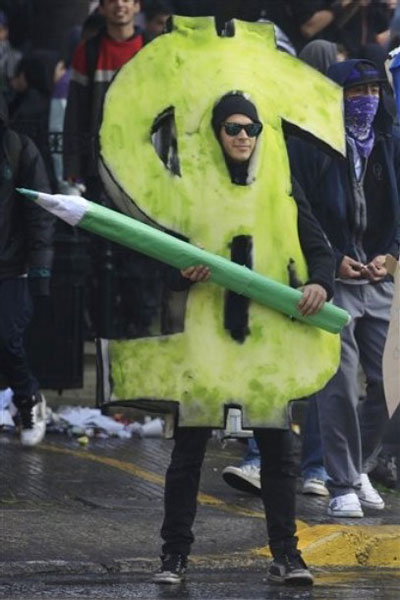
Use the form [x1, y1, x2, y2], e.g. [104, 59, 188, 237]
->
[344, 82, 380, 100]
[147, 13, 170, 38]
[0, 25, 8, 42]
[219, 113, 259, 163]
[100, 0, 140, 27]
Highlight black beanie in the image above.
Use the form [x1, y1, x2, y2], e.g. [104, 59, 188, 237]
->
[212, 93, 260, 134]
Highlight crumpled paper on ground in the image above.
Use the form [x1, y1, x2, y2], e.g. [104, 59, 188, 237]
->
[52, 406, 164, 438]
[0, 391, 164, 439]
[0, 388, 16, 428]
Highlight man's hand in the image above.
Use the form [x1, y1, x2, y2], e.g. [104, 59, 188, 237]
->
[360, 255, 387, 282]
[181, 265, 210, 282]
[338, 256, 364, 279]
[298, 284, 327, 317]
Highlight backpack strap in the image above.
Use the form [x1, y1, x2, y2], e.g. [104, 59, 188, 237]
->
[85, 30, 103, 84]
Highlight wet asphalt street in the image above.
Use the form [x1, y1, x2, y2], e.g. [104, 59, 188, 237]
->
[1, 570, 400, 599]
[1, 429, 399, 600]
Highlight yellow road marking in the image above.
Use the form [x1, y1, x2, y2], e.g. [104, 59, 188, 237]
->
[39, 443, 267, 519]
[35, 443, 400, 568]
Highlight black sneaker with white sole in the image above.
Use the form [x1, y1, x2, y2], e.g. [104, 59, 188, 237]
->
[153, 553, 188, 584]
[15, 392, 47, 447]
[268, 553, 314, 585]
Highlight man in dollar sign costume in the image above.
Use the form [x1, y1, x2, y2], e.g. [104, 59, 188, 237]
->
[152, 92, 334, 586]
[99, 16, 346, 585]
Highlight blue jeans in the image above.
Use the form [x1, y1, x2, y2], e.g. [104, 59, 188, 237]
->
[301, 396, 328, 482]
[241, 399, 328, 482]
[241, 437, 261, 467]
[0, 278, 38, 400]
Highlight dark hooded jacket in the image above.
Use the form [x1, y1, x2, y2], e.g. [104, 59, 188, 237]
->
[288, 59, 400, 274]
[0, 94, 54, 285]
[8, 51, 58, 191]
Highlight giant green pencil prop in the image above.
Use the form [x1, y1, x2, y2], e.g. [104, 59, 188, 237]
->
[18, 188, 350, 334]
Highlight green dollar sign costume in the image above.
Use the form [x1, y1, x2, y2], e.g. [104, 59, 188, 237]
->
[99, 17, 345, 582]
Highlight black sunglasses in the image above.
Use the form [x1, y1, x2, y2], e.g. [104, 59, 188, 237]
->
[223, 122, 263, 137]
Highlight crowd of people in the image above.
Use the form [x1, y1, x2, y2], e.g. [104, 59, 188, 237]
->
[0, 0, 399, 588]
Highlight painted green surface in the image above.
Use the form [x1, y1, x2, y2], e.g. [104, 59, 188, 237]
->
[99, 16, 344, 427]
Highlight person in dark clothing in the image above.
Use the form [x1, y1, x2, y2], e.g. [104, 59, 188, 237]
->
[297, 37, 347, 499]
[289, 59, 400, 518]
[153, 93, 336, 587]
[294, 0, 394, 56]
[0, 9, 22, 95]
[63, 0, 143, 182]
[299, 39, 346, 74]
[63, 0, 162, 340]
[143, 0, 172, 40]
[8, 50, 61, 191]
[0, 92, 54, 446]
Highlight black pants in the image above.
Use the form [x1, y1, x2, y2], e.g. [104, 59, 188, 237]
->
[0, 278, 38, 400]
[161, 427, 298, 559]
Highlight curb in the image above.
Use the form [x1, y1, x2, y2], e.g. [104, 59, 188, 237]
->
[257, 524, 400, 568]
[2, 525, 399, 580]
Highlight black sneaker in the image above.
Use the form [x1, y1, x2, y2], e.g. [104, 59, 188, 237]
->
[268, 553, 314, 585]
[16, 393, 47, 447]
[153, 553, 188, 584]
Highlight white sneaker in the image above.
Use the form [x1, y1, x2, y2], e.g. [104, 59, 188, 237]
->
[222, 464, 261, 495]
[302, 478, 329, 496]
[327, 493, 364, 518]
[358, 473, 385, 510]
[20, 394, 47, 447]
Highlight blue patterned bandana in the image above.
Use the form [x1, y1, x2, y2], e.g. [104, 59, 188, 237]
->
[344, 95, 379, 158]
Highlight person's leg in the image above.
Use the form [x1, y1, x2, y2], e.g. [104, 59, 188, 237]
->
[160, 427, 211, 556]
[243, 437, 261, 466]
[154, 426, 211, 583]
[0, 278, 38, 400]
[301, 396, 328, 495]
[0, 278, 45, 446]
[354, 281, 393, 509]
[254, 428, 297, 554]
[357, 281, 392, 471]
[254, 428, 313, 584]
[317, 283, 364, 516]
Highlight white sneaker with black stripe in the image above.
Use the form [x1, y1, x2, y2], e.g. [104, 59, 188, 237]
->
[327, 492, 363, 518]
[302, 478, 329, 496]
[222, 464, 261, 495]
[358, 473, 385, 510]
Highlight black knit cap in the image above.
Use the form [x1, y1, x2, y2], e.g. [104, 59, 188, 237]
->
[212, 92, 260, 134]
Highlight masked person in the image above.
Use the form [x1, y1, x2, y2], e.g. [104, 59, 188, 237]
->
[289, 59, 400, 517]
[153, 92, 336, 586]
